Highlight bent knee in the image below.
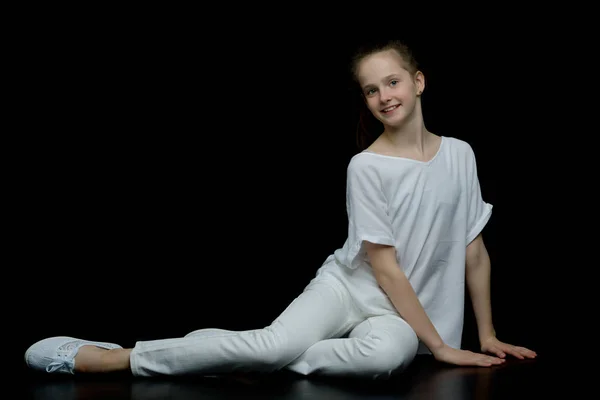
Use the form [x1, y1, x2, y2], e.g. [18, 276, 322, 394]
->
[358, 328, 419, 378]
[250, 329, 309, 372]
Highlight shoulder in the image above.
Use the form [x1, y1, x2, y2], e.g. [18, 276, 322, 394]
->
[345, 153, 386, 187]
[443, 136, 480, 167]
[443, 136, 475, 157]
[347, 152, 379, 173]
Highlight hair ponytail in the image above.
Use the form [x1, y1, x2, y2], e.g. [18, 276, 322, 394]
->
[355, 100, 382, 151]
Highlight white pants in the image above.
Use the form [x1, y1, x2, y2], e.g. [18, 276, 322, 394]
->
[129, 260, 419, 380]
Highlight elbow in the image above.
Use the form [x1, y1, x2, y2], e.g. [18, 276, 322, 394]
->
[374, 267, 407, 293]
[466, 234, 490, 271]
[364, 241, 405, 289]
[466, 247, 491, 277]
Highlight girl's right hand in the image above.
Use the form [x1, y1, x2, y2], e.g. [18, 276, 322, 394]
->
[432, 344, 505, 367]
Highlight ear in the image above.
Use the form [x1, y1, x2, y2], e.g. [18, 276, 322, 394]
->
[414, 70, 425, 96]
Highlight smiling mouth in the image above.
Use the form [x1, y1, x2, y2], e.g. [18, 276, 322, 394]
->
[381, 105, 400, 113]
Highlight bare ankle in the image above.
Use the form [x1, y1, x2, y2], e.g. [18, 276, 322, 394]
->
[75, 346, 132, 373]
[100, 348, 132, 373]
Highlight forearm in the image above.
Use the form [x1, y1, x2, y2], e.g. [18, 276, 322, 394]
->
[375, 267, 445, 353]
[466, 248, 495, 341]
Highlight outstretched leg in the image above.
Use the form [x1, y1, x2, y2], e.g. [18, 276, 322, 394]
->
[284, 314, 419, 380]
[129, 281, 359, 376]
[25, 279, 361, 377]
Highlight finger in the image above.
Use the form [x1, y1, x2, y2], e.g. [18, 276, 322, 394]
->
[472, 355, 493, 367]
[498, 343, 538, 359]
[476, 359, 502, 367]
[490, 346, 506, 358]
[477, 355, 505, 367]
[489, 356, 505, 364]
[498, 344, 525, 359]
[505, 347, 524, 359]
[515, 346, 537, 358]
[508, 348, 525, 359]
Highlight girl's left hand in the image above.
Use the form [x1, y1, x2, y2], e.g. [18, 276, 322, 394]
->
[480, 336, 537, 360]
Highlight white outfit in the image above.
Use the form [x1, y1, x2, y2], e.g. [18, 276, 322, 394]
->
[129, 136, 492, 378]
[332, 135, 492, 354]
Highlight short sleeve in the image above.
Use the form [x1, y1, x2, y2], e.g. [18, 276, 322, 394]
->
[465, 144, 493, 245]
[342, 156, 395, 269]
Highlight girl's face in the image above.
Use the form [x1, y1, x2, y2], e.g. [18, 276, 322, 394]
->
[356, 49, 424, 128]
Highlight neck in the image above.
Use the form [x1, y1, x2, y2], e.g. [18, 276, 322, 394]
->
[381, 104, 430, 152]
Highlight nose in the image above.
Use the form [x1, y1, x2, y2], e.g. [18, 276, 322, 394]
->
[379, 88, 392, 103]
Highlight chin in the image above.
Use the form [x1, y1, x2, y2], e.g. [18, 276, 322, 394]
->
[379, 115, 406, 127]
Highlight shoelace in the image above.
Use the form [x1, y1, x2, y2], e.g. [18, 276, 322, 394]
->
[46, 357, 75, 373]
[45, 341, 81, 373]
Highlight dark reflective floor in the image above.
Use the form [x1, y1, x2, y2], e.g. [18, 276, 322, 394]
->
[22, 355, 557, 400]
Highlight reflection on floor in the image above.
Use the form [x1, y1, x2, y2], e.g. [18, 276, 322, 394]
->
[23, 355, 552, 400]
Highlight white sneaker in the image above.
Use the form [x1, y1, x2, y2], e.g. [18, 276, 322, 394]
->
[25, 336, 122, 374]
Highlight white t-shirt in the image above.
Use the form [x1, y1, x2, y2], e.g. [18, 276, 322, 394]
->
[327, 135, 493, 353]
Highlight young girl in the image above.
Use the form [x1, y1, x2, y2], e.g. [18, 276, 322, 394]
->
[24, 40, 536, 380]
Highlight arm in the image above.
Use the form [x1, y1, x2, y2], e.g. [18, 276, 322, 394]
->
[465, 233, 495, 343]
[364, 241, 445, 353]
[347, 158, 505, 366]
[465, 234, 538, 360]
[366, 240, 506, 367]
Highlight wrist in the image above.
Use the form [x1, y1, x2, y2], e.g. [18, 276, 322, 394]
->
[427, 339, 447, 355]
[478, 327, 496, 343]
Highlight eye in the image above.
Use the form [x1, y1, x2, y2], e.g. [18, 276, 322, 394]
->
[390, 80, 398, 86]
[366, 88, 377, 95]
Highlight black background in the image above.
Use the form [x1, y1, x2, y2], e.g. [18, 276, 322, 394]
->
[10, 22, 592, 377]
